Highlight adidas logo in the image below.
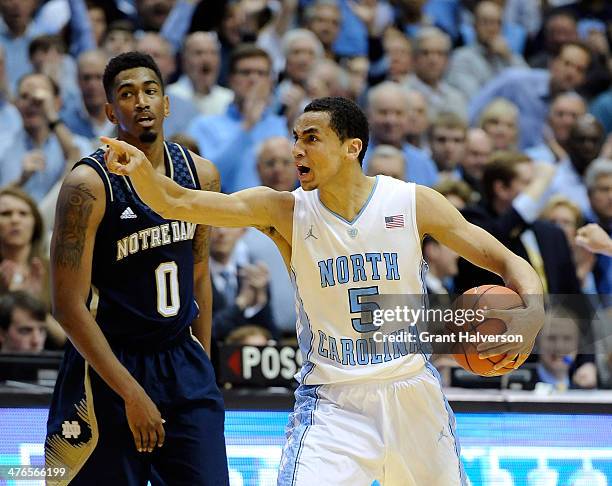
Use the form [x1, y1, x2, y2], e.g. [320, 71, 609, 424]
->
[120, 207, 137, 219]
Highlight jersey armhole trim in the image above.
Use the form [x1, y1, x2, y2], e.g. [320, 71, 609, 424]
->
[408, 182, 424, 263]
[163, 142, 175, 181]
[73, 156, 111, 223]
[79, 156, 114, 202]
[176, 143, 200, 190]
[289, 191, 302, 268]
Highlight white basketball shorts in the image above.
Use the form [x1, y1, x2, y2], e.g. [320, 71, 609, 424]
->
[278, 362, 467, 486]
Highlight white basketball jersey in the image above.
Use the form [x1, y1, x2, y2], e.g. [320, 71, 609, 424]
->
[290, 176, 429, 385]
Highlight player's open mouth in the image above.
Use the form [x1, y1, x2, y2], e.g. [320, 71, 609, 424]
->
[297, 165, 310, 175]
[135, 114, 155, 127]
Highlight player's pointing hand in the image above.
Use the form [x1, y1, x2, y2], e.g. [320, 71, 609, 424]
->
[101, 136, 151, 177]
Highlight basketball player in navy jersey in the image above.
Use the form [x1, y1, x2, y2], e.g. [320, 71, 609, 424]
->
[103, 97, 545, 485]
[45, 52, 229, 485]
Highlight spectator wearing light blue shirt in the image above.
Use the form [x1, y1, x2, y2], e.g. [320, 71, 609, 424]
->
[134, 33, 201, 138]
[364, 81, 439, 187]
[584, 159, 612, 305]
[403, 27, 467, 119]
[526, 92, 587, 164]
[590, 88, 612, 135]
[0, 73, 90, 202]
[0, 44, 22, 164]
[0, 0, 43, 96]
[0, 0, 95, 98]
[61, 50, 115, 143]
[28, 34, 81, 107]
[447, 1, 526, 101]
[188, 45, 287, 193]
[543, 115, 606, 219]
[303, 0, 341, 60]
[469, 41, 591, 150]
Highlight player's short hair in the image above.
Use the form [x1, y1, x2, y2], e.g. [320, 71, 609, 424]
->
[304, 97, 369, 165]
[0, 291, 47, 331]
[103, 51, 164, 102]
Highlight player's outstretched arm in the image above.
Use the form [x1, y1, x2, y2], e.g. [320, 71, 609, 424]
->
[416, 185, 545, 368]
[101, 136, 278, 228]
[51, 165, 165, 453]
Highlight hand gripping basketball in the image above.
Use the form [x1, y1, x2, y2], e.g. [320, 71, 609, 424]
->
[449, 285, 543, 376]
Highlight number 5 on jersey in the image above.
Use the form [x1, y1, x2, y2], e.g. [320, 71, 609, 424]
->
[348, 286, 380, 333]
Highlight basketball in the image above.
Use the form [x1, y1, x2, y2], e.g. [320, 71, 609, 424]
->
[447, 285, 530, 377]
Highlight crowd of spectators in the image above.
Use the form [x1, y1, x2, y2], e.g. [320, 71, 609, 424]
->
[0, 0, 611, 390]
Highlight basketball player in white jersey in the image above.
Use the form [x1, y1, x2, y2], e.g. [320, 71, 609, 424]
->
[102, 97, 545, 485]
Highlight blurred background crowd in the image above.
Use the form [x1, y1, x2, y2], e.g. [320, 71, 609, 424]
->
[0, 0, 611, 391]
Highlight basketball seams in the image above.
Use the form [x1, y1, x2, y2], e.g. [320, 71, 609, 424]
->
[452, 285, 527, 377]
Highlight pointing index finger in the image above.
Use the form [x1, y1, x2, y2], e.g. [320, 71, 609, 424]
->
[100, 136, 134, 156]
[100, 136, 118, 148]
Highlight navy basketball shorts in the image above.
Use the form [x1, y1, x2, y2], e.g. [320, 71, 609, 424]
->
[45, 329, 229, 485]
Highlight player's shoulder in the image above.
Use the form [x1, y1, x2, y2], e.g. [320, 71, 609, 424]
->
[189, 152, 221, 192]
[414, 183, 441, 205]
[55, 163, 107, 226]
[62, 160, 106, 198]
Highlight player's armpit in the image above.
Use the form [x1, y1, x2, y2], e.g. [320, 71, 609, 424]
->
[190, 154, 217, 353]
[190, 154, 219, 265]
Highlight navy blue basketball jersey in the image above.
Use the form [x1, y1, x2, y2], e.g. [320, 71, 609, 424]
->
[76, 142, 201, 346]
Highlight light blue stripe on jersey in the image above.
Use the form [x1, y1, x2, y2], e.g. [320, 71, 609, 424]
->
[317, 175, 379, 225]
[278, 385, 320, 486]
[291, 268, 315, 383]
[417, 259, 432, 360]
[425, 361, 467, 486]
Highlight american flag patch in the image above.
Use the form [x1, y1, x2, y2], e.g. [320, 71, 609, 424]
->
[385, 215, 404, 228]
